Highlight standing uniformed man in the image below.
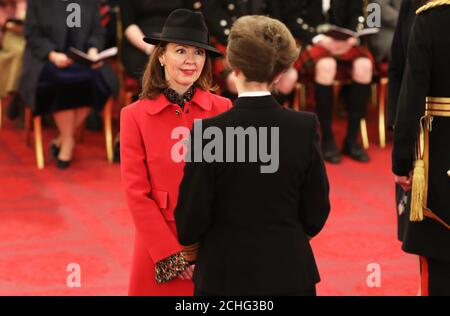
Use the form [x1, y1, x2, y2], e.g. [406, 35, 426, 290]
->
[392, 0, 450, 296]
[280, 0, 373, 164]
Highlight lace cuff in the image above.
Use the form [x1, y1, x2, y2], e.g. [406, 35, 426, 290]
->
[155, 252, 189, 284]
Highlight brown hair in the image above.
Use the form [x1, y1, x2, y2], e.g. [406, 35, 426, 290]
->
[140, 43, 216, 100]
[226, 15, 300, 84]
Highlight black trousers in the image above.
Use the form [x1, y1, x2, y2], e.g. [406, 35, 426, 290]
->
[420, 256, 450, 296]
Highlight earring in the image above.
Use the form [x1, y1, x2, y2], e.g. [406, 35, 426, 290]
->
[161, 63, 164, 67]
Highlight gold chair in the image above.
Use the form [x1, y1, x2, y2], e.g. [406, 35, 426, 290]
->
[0, 98, 3, 129]
[24, 108, 44, 169]
[377, 77, 388, 148]
[25, 98, 115, 169]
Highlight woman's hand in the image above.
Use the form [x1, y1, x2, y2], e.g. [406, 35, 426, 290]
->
[88, 47, 103, 69]
[177, 264, 195, 281]
[49, 51, 73, 68]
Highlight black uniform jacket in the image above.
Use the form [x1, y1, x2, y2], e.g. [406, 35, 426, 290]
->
[203, 0, 280, 45]
[392, 3, 450, 261]
[280, 0, 366, 44]
[175, 95, 330, 295]
[388, 0, 422, 129]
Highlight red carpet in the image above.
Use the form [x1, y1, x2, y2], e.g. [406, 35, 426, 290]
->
[0, 115, 418, 296]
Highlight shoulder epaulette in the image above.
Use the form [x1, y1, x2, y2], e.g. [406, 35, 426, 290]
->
[416, 0, 450, 15]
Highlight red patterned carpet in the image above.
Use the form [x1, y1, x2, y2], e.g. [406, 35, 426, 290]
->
[0, 116, 418, 296]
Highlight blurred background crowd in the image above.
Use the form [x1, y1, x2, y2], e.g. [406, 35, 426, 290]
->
[0, 0, 415, 168]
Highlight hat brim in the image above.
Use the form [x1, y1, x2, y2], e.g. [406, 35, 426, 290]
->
[143, 35, 223, 58]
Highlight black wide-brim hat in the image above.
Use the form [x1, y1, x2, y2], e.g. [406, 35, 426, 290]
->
[143, 9, 222, 58]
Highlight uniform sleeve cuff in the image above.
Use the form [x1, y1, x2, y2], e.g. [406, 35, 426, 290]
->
[155, 252, 189, 284]
[181, 243, 200, 263]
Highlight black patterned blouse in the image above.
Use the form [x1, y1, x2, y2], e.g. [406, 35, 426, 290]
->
[162, 84, 196, 110]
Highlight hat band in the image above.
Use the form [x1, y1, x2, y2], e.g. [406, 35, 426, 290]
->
[161, 26, 209, 45]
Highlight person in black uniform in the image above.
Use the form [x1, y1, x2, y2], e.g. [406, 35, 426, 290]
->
[203, 0, 263, 98]
[175, 15, 330, 296]
[280, 0, 373, 163]
[392, 0, 450, 296]
[119, 0, 203, 80]
[202, 0, 297, 102]
[388, 0, 425, 243]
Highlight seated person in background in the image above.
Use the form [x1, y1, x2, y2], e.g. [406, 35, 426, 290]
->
[281, 0, 374, 163]
[84, 0, 120, 133]
[0, 0, 26, 120]
[203, 0, 253, 99]
[18, 0, 119, 169]
[203, 0, 298, 103]
[369, 0, 403, 62]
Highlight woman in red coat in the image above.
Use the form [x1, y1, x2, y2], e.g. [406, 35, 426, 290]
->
[120, 9, 232, 295]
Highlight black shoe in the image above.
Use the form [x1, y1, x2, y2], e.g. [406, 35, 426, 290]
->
[56, 158, 71, 169]
[342, 141, 370, 162]
[321, 139, 342, 164]
[50, 142, 60, 158]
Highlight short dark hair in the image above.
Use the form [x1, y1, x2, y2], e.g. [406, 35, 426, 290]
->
[140, 43, 216, 100]
[226, 15, 300, 83]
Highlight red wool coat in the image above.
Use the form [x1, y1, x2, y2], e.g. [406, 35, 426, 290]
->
[120, 89, 232, 295]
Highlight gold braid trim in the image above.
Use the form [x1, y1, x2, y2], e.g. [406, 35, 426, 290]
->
[416, 0, 450, 14]
[181, 242, 200, 262]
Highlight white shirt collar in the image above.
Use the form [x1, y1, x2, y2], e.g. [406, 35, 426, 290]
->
[238, 91, 271, 98]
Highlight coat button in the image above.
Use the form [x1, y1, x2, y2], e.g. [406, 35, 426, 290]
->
[228, 3, 235, 11]
[220, 19, 228, 27]
[175, 109, 181, 116]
